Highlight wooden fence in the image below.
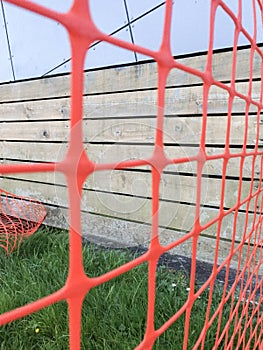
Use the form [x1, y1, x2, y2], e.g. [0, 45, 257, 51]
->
[0, 45, 262, 268]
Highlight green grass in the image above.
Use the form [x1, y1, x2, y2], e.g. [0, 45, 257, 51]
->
[0, 227, 259, 349]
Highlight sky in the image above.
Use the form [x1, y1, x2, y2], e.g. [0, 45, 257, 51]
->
[0, 0, 262, 82]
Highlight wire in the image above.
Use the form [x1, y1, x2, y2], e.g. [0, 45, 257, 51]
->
[123, 0, 138, 62]
[0, 0, 16, 80]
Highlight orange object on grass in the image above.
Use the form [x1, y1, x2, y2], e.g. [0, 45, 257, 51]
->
[0, 189, 46, 255]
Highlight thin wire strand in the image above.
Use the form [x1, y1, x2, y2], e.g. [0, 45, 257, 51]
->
[0, 0, 15, 80]
[123, 0, 138, 62]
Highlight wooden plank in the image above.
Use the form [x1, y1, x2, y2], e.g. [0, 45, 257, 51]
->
[0, 114, 258, 145]
[0, 170, 66, 187]
[210, 46, 263, 83]
[0, 98, 69, 121]
[0, 75, 71, 103]
[1, 143, 261, 180]
[0, 141, 68, 162]
[83, 115, 258, 145]
[68, 80, 262, 115]
[86, 144, 262, 180]
[0, 81, 261, 127]
[86, 171, 256, 209]
[1, 168, 255, 209]
[44, 204, 259, 272]
[2, 162, 261, 201]
[0, 121, 69, 142]
[0, 176, 256, 243]
[0, 47, 261, 103]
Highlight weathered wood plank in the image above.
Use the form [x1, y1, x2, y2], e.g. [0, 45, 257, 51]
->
[1, 144, 261, 180]
[44, 204, 258, 271]
[0, 141, 67, 162]
[0, 75, 71, 103]
[89, 80, 259, 115]
[0, 81, 261, 126]
[0, 114, 258, 145]
[0, 176, 256, 243]
[0, 167, 256, 210]
[83, 115, 258, 145]
[0, 121, 69, 141]
[0, 99, 69, 121]
[0, 47, 260, 103]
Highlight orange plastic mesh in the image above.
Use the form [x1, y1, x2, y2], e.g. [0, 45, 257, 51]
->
[0, 0, 263, 349]
[0, 188, 46, 255]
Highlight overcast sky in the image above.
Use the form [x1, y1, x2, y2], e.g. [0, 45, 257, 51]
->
[0, 0, 262, 82]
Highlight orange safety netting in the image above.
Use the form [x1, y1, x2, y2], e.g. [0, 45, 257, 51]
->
[0, 188, 46, 254]
[0, 0, 263, 349]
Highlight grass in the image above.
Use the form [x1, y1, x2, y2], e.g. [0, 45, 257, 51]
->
[0, 227, 259, 349]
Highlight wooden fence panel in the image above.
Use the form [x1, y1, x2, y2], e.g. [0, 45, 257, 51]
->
[0, 46, 262, 268]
